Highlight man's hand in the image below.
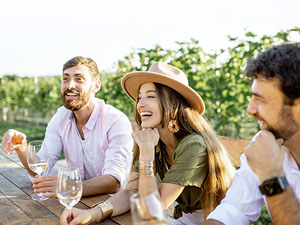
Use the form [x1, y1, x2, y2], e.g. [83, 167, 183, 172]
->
[244, 130, 285, 182]
[32, 174, 58, 198]
[1, 129, 27, 155]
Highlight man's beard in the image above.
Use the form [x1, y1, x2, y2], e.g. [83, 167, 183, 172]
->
[61, 87, 92, 111]
[255, 105, 299, 140]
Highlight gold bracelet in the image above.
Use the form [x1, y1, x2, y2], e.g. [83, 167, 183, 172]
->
[140, 169, 155, 177]
[139, 160, 154, 177]
[139, 160, 153, 169]
[97, 201, 113, 221]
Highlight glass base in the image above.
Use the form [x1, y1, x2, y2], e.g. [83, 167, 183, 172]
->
[31, 193, 49, 201]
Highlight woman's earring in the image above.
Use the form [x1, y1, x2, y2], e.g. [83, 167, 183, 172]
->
[168, 119, 179, 133]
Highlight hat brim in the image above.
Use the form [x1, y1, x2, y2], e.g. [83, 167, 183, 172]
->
[121, 71, 205, 115]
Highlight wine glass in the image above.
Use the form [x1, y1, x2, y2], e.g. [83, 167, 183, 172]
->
[130, 190, 169, 225]
[27, 140, 49, 201]
[56, 167, 82, 211]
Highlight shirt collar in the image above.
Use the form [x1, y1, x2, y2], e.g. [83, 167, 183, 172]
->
[67, 101, 100, 130]
[284, 148, 300, 174]
[84, 101, 100, 130]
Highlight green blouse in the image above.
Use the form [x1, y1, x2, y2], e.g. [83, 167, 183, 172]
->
[134, 134, 208, 219]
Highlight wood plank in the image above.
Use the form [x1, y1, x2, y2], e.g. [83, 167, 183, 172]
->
[0, 190, 36, 225]
[0, 151, 119, 224]
[218, 135, 249, 167]
[0, 169, 59, 223]
[111, 212, 132, 225]
[81, 194, 132, 224]
[1, 131, 250, 225]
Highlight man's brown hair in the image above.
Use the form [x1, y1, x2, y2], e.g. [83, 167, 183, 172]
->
[63, 56, 100, 81]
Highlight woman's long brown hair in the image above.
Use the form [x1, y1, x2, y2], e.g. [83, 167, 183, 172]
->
[132, 83, 235, 219]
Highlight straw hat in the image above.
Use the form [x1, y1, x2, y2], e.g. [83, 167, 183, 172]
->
[121, 62, 205, 115]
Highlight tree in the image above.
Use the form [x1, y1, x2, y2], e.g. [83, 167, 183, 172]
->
[98, 27, 300, 138]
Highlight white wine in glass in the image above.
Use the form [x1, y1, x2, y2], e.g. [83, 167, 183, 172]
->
[56, 167, 82, 210]
[27, 140, 49, 201]
[130, 191, 170, 225]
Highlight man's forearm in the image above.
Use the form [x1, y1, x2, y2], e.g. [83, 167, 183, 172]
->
[267, 187, 300, 225]
[82, 174, 120, 196]
[15, 143, 37, 177]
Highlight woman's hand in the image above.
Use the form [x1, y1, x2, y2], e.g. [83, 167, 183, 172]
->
[60, 207, 101, 225]
[132, 128, 159, 161]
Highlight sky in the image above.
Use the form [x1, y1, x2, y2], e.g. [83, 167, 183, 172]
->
[0, 0, 299, 77]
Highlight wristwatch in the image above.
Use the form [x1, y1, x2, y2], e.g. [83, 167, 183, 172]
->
[259, 176, 289, 196]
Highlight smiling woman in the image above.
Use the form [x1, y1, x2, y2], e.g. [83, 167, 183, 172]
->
[137, 83, 162, 128]
[60, 62, 236, 225]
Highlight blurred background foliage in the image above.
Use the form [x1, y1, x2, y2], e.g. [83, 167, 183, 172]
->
[3, 28, 298, 138]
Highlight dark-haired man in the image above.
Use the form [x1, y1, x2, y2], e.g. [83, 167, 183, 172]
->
[1, 56, 133, 198]
[204, 43, 300, 224]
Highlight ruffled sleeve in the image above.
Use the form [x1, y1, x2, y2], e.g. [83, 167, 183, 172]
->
[162, 134, 208, 187]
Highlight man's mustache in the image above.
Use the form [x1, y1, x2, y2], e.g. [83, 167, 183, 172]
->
[255, 114, 264, 122]
[63, 88, 80, 95]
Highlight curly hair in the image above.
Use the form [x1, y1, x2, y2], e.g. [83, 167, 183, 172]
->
[63, 56, 100, 81]
[245, 43, 300, 105]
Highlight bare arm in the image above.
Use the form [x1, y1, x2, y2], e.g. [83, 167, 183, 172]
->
[14, 142, 37, 177]
[34, 173, 122, 198]
[267, 187, 300, 224]
[82, 174, 120, 196]
[134, 128, 185, 209]
[138, 174, 184, 209]
[109, 172, 139, 216]
[1, 129, 36, 177]
[245, 130, 300, 225]
[60, 172, 139, 225]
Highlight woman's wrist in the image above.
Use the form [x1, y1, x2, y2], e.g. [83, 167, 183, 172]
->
[91, 206, 103, 223]
[139, 160, 155, 177]
[93, 201, 113, 222]
[139, 149, 155, 161]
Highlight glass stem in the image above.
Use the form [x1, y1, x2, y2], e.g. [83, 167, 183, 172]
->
[67, 207, 72, 222]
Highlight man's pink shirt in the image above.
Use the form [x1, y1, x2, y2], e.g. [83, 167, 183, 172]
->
[38, 99, 133, 190]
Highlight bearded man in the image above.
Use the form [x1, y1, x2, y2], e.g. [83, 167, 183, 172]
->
[1, 57, 133, 198]
[203, 43, 300, 224]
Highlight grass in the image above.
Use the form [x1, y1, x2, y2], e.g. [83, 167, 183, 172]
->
[251, 207, 272, 225]
[0, 121, 65, 160]
[0, 121, 46, 142]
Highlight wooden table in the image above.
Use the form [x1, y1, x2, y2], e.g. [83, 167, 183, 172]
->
[0, 151, 132, 225]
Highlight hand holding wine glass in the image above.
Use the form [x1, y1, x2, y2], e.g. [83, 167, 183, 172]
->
[130, 190, 169, 225]
[56, 167, 82, 211]
[27, 140, 49, 201]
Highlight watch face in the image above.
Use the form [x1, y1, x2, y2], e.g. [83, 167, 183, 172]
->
[262, 179, 281, 195]
[259, 176, 288, 196]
